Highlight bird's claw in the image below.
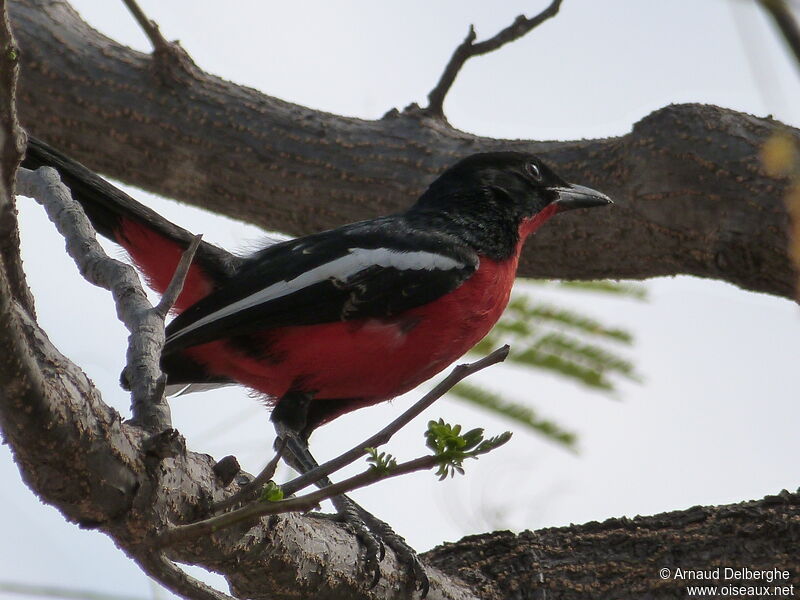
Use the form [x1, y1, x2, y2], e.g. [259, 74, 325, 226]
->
[330, 495, 428, 595]
[410, 555, 430, 597]
[334, 496, 384, 587]
[353, 503, 430, 597]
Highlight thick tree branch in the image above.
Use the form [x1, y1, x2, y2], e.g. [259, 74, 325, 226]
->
[0, 0, 32, 314]
[16, 166, 172, 430]
[425, 0, 563, 118]
[425, 489, 800, 600]
[138, 554, 236, 600]
[8, 0, 796, 299]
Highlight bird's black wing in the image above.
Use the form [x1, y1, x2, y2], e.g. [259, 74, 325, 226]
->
[163, 216, 478, 354]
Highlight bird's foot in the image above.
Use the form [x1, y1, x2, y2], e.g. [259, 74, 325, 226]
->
[354, 505, 429, 596]
[329, 495, 385, 587]
[312, 494, 429, 596]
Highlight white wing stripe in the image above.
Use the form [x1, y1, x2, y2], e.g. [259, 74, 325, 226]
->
[167, 248, 466, 343]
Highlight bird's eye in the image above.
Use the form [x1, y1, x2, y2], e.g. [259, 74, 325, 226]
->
[525, 162, 543, 182]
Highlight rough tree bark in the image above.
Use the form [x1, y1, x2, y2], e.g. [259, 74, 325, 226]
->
[9, 0, 800, 299]
[1, 1, 799, 600]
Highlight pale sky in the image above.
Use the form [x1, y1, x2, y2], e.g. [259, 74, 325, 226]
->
[3, 1, 800, 598]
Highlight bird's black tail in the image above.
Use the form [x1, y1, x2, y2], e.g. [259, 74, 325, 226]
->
[24, 137, 188, 245]
[22, 136, 241, 309]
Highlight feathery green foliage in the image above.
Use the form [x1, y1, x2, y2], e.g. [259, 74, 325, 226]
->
[448, 381, 577, 449]
[555, 280, 648, 299]
[365, 446, 398, 475]
[425, 419, 512, 480]
[450, 279, 646, 446]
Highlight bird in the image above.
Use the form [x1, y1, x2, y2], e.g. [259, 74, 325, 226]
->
[23, 137, 611, 594]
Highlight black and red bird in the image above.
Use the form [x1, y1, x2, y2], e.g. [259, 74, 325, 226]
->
[24, 137, 611, 590]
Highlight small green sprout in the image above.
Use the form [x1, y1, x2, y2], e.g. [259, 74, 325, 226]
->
[365, 446, 397, 475]
[259, 481, 284, 502]
[425, 418, 512, 480]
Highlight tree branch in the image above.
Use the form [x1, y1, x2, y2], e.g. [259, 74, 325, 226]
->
[210, 441, 284, 513]
[425, 489, 800, 600]
[425, 0, 563, 118]
[758, 0, 800, 74]
[156, 455, 441, 549]
[9, 0, 796, 299]
[16, 166, 172, 430]
[138, 554, 236, 600]
[0, 0, 32, 314]
[154, 233, 203, 318]
[120, 0, 196, 80]
[121, 0, 170, 52]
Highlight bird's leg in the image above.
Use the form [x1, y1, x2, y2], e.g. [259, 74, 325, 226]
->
[270, 392, 429, 595]
[271, 392, 383, 583]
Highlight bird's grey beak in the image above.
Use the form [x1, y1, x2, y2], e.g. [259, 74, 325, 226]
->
[551, 184, 613, 211]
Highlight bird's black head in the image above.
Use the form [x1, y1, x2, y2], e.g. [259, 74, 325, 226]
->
[409, 152, 611, 259]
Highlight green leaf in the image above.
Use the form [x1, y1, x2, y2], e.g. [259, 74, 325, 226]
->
[448, 382, 577, 448]
[507, 298, 633, 343]
[491, 318, 534, 337]
[511, 346, 614, 390]
[259, 481, 284, 502]
[470, 334, 502, 356]
[554, 280, 648, 300]
[532, 333, 639, 379]
[365, 446, 397, 475]
[454, 280, 646, 449]
[425, 419, 512, 480]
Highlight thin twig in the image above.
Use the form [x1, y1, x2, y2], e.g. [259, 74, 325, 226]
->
[758, 0, 800, 75]
[425, 0, 563, 118]
[155, 455, 439, 548]
[154, 233, 202, 317]
[121, 0, 170, 52]
[211, 439, 286, 513]
[121, 0, 196, 80]
[281, 345, 509, 497]
[137, 553, 235, 600]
